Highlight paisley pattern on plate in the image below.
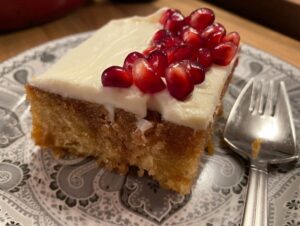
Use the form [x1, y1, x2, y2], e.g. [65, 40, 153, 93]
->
[0, 32, 299, 226]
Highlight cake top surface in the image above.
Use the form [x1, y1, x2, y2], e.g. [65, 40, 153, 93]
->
[30, 8, 238, 130]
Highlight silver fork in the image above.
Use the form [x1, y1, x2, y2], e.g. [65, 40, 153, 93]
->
[224, 78, 298, 226]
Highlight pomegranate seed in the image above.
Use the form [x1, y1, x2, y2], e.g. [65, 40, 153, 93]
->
[177, 24, 189, 36]
[143, 45, 158, 56]
[205, 31, 226, 49]
[167, 45, 193, 64]
[159, 8, 179, 25]
[181, 27, 204, 48]
[162, 36, 183, 49]
[197, 48, 213, 69]
[222, 31, 240, 46]
[132, 58, 166, 94]
[165, 62, 194, 100]
[170, 36, 184, 47]
[184, 16, 191, 26]
[202, 23, 226, 39]
[201, 23, 225, 38]
[163, 11, 185, 34]
[102, 66, 132, 88]
[189, 8, 215, 31]
[202, 23, 226, 49]
[147, 50, 168, 77]
[181, 60, 206, 84]
[152, 29, 170, 45]
[152, 29, 183, 50]
[123, 52, 144, 73]
[212, 42, 237, 66]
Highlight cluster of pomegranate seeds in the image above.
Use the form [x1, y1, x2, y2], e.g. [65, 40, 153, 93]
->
[101, 8, 240, 101]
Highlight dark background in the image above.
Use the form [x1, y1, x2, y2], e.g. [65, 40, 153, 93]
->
[204, 0, 300, 40]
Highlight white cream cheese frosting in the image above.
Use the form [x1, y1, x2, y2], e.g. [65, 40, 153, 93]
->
[30, 9, 236, 130]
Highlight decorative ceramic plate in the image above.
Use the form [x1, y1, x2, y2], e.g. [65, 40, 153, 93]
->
[0, 32, 299, 226]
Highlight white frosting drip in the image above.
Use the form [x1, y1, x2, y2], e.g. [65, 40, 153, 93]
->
[135, 119, 153, 134]
[104, 104, 115, 122]
[30, 9, 236, 130]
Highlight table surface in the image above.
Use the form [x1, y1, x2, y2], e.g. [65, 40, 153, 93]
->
[0, 0, 299, 68]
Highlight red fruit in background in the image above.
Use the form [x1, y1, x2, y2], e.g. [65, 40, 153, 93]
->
[165, 62, 194, 100]
[181, 60, 206, 84]
[222, 32, 240, 46]
[189, 8, 215, 31]
[0, 0, 87, 31]
[147, 50, 168, 77]
[167, 45, 194, 64]
[132, 58, 166, 94]
[163, 10, 185, 34]
[102, 66, 132, 88]
[197, 48, 213, 69]
[181, 27, 204, 48]
[123, 52, 144, 73]
[212, 42, 238, 66]
[159, 8, 179, 25]
[202, 23, 226, 49]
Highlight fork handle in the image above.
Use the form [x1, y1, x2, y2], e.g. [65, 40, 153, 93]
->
[242, 165, 268, 226]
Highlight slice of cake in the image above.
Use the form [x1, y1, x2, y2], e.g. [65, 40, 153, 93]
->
[26, 8, 240, 194]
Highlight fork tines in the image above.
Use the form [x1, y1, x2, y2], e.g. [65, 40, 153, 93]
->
[249, 79, 278, 116]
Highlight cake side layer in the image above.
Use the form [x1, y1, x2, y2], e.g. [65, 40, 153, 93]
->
[29, 9, 236, 130]
[26, 85, 207, 194]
